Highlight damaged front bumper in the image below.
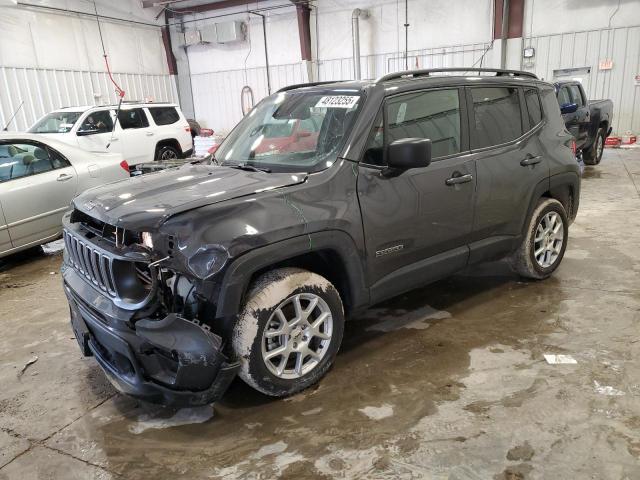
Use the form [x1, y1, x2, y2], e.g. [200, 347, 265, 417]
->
[63, 265, 239, 407]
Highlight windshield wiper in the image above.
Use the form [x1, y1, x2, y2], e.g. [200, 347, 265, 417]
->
[226, 163, 271, 173]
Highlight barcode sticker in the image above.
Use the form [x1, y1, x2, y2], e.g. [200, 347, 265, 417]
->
[315, 96, 360, 109]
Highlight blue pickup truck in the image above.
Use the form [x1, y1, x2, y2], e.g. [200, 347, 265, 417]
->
[556, 81, 613, 165]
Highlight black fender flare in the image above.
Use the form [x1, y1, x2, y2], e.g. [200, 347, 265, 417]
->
[521, 172, 580, 238]
[214, 230, 369, 319]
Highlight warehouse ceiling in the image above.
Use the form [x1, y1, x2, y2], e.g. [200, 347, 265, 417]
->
[141, 0, 268, 10]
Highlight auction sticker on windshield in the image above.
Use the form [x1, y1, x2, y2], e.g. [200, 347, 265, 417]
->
[315, 96, 359, 109]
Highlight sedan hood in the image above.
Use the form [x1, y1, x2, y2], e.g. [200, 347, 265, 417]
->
[73, 163, 306, 230]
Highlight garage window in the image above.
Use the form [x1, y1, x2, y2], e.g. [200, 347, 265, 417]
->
[470, 87, 522, 149]
[118, 109, 149, 129]
[148, 107, 180, 126]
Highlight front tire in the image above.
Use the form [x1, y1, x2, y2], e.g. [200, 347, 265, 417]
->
[509, 198, 568, 280]
[583, 128, 604, 165]
[233, 268, 345, 397]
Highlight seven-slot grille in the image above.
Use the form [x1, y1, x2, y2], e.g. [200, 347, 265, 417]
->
[63, 230, 117, 297]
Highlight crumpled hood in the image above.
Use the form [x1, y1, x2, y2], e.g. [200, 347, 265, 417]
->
[72, 163, 306, 230]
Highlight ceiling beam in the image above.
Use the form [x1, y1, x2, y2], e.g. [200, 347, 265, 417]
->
[160, 0, 267, 15]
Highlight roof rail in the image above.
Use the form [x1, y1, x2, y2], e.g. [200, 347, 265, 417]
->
[276, 81, 346, 93]
[376, 68, 538, 83]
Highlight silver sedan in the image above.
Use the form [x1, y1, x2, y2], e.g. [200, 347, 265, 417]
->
[0, 133, 130, 258]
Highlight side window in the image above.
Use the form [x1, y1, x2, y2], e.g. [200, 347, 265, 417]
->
[77, 110, 113, 135]
[470, 87, 522, 149]
[148, 107, 180, 126]
[118, 109, 149, 129]
[362, 109, 384, 166]
[0, 143, 61, 182]
[386, 88, 461, 159]
[557, 86, 572, 106]
[569, 85, 584, 107]
[524, 88, 543, 128]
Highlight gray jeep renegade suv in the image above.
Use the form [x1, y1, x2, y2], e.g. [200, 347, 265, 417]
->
[62, 68, 580, 406]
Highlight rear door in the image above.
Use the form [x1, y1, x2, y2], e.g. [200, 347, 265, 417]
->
[0, 141, 77, 248]
[467, 85, 549, 261]
[118, 108, 155, 163]
[357, 87, 475, 299]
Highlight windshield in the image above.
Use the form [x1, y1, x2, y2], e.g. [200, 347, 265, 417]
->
[28, 112, 82, 133]
[215, 91, 362, 173]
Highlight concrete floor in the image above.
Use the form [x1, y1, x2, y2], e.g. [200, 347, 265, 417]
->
[1, 149, 639, 480]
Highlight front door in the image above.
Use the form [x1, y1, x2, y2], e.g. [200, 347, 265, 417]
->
[0, 141, 77, 248]
[568, 84, 590, 147]
[75, 109, 123, 157]
[357, 87, 475, 301]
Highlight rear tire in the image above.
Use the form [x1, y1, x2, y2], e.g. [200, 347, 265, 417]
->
[582, 128, 604, 165]
[233, 268, 345, 397]
[155, 145, 181, 161]
[509, 198, 568, 280]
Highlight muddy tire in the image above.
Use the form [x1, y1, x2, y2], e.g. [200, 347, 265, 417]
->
[233, 268, 345, 397]
[155, 145, 181, 161]
[509, 198, 569, 280]
[582, 128, 604, 165]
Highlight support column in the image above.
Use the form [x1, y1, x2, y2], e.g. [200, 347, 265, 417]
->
[493, 0, 524, 70]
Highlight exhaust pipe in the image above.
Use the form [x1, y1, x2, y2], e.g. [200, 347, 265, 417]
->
[352, 9, 369, 80]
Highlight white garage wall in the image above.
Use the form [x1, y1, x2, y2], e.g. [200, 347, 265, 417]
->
[178, 0, 640, 136]
[0, 1, 177, 131]
[184, 0, 494, 133]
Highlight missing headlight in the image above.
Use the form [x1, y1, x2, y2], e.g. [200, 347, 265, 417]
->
[187, 244, 229, 279]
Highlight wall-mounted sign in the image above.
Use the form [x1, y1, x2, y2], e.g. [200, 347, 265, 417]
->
[599, 59, 613, 70]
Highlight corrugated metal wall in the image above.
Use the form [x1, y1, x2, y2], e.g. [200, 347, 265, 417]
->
[190, 62, 309, 134]
[0, 66, 178, 132]
[522, 25, 640, 135]
[318, 43, 492, 81]
[191, 42, 491, 133]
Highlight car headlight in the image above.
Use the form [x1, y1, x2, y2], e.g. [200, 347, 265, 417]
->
[187, 244, 229, 279]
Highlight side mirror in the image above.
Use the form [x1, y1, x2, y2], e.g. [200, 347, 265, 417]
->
[77, 128, 100, 136]
[387, 138, 432, 170]
[560, 103, 578, 114]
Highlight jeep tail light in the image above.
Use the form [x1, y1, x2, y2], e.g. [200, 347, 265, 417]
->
[570, 139, 576, 156]
[120, 160, 130, 173]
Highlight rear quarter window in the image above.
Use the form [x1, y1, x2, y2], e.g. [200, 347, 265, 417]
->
[148, 107, 180, 126]
[524, 88, 543, 128]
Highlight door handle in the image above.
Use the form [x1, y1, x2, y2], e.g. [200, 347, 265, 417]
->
[520, 154, 542, 166]
[110, 137, 119, 141]
[57, 173, 73, 182]
[146, 132, 154, 136]
[445, 173, 473, 186]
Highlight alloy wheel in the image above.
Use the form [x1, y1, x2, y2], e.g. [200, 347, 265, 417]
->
[261, 293, 333, 379]
[161, 149, 178, 160]
[534, 211, 564, 268]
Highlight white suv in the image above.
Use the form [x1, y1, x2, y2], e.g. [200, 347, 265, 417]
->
[28, 103, 193, 163]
